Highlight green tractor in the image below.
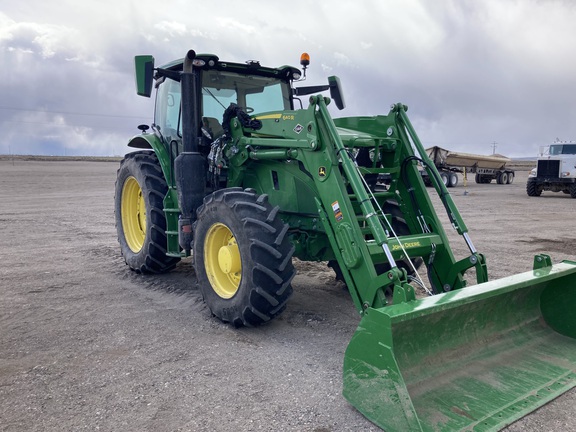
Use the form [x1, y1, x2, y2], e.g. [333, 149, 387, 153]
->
[115, 50, 576, 431]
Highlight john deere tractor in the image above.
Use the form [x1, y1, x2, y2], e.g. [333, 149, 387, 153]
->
[115, 49, 576, 431]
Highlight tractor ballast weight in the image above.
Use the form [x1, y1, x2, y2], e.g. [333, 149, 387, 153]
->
[116, 51, 576, 431]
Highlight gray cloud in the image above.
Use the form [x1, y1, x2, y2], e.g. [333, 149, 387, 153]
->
[1, 0, 575, 157]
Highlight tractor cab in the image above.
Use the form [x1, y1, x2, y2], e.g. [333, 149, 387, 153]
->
[146, 55, 296, 154]
[133, 52, 344, 155]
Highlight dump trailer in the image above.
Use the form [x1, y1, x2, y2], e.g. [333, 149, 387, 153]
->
[423, 146, 515, 187]
[527, 140, 576, 197]
[115, 50, 576, 431]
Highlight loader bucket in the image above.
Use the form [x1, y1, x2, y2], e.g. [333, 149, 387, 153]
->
[343, 260, 576, 431]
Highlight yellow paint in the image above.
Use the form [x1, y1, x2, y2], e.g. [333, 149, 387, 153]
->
[121, 176, 146, 253]
[204, 223, 241, 299]
[391, 241, 421, 251]
[254, 113, 282, 120]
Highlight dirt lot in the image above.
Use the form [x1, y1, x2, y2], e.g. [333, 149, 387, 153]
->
[1, 159, 575, 432]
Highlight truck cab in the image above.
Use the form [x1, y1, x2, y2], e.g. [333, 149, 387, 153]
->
[527, 141, 576, 197]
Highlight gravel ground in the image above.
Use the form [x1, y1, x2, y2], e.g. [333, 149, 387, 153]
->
[0, 159, 575, 431]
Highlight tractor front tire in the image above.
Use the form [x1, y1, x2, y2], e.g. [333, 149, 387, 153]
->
[115, 151, 180, 273]
[193, 188, 295, 327]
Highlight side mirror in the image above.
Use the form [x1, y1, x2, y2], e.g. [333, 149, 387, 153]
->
[134, 55, 155, 97]
[328, 76, 345, 110]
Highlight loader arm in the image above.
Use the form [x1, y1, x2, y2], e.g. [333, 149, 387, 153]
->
[310, 97, 488, 310]
[226, 96, 488, 313]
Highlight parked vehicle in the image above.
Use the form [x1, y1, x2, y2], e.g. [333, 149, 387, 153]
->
[527, 140, 576, 197]
[423, 146, 515, 187]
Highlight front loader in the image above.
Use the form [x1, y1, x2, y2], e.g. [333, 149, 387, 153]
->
[115, 49, 576, 431]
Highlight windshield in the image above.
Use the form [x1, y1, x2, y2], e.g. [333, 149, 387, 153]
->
[201, 69, 292, 124]
[153, 69, 293, 143]
[549, 144, 576, 155]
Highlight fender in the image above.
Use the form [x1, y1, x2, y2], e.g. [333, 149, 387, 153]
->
[128, 133, 173, 187]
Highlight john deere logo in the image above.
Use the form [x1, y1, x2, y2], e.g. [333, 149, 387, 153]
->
[319, 167, 326, 177]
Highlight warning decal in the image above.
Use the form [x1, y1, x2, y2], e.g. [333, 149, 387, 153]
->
[332, 201, 344, 222]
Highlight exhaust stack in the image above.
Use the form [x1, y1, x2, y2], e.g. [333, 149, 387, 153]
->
[174, 50, 206, 254]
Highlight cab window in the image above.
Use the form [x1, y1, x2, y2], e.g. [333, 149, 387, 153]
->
[201, 70, 291, 136]
[154, 78, 182, 142]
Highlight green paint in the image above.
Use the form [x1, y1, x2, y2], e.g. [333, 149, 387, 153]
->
[344, 261, 576, 431]
[132, 52, 576, 430]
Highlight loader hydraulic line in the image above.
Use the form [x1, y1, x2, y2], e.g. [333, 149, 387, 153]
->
[314, 96, 400, 274]
[401, 154, 480, 258]
[395, 105, 481, 260]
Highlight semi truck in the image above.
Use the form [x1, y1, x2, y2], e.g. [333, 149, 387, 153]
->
[423, 145, 515, 187]
[527, 140, 576, 197]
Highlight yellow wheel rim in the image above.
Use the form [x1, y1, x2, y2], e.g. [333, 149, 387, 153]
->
[204, 223, 242, 299]
[121, 176, 146, 253]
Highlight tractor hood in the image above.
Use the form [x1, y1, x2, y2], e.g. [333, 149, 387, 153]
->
[251, 112, 382, 148]
[336, 126, 380, 147]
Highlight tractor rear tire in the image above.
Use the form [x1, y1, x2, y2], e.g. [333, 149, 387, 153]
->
[193, 188, 296, 327]
[115, 151, 180, 273]
[570, 183, 576, 198]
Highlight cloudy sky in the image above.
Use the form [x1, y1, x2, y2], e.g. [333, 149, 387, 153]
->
[1, 0, 575, 157]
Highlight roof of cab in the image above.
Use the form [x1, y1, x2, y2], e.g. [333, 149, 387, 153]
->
[159, 53, 301, 81]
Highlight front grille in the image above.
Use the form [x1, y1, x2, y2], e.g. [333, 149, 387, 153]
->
[537, 160, 560, 178]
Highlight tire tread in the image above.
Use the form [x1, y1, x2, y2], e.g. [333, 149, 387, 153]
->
[194, 189, 295, 327]
[115, 151, 179, 274]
